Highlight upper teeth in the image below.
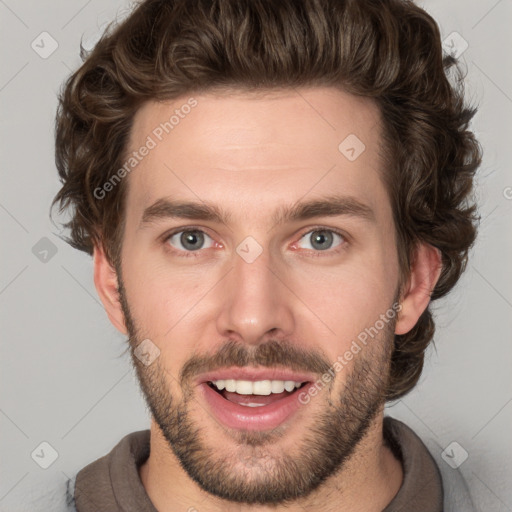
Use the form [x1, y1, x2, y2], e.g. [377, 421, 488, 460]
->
[211, 379, 303, 395]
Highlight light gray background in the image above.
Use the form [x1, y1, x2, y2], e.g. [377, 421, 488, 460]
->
[1, 0, 511, 510]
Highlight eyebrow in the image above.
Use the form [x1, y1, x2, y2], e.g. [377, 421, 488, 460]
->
[138, 194, 375, 230]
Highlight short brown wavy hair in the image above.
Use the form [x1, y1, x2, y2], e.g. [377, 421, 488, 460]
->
[51, 0, 482, 401]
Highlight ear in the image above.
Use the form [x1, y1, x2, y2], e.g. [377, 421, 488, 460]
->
[93, 243, 128, 335]
[395, 243, 442, 335]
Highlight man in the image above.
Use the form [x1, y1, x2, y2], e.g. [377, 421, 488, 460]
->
[52, 0, 482, 510]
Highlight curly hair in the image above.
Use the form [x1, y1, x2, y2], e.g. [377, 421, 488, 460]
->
[51, 0, 482, 401]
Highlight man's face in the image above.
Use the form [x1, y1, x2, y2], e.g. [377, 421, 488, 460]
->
[116, 87, 401, 504]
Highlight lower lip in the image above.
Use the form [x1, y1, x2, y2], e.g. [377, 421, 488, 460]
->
[198, 382, 313, 431]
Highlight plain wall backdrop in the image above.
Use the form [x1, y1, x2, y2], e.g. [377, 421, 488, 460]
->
[1, 0, 511, 510]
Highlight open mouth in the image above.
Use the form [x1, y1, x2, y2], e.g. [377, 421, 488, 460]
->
[196, 370, 316, 430]
[206, 379, 309, 407]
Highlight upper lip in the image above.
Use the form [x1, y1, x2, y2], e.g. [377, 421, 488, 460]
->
[195, 367, 317, 385]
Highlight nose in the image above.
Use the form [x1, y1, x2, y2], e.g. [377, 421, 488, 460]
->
[215, 244, 296, 346]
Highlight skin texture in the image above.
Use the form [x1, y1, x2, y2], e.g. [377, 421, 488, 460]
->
[94, 87, 442, 512]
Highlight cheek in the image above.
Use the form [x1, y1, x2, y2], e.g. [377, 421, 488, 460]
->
[290, 259, 396, 355]
[121, 255, 188, 336]
[122, 266, 203, 378]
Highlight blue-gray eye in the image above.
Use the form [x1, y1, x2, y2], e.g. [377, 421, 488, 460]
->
[167, 230, 214, 251]
[298, 230, 344, 251]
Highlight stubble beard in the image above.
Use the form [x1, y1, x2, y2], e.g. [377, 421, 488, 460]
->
[117, 270, 395, 505]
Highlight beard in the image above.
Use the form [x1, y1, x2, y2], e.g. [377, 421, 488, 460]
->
[116, 268, 396, 506]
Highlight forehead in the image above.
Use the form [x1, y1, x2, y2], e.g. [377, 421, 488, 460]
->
[124, 87, 387, 221]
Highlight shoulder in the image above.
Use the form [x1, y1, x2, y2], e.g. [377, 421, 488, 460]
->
[385, 415, 478, 512]
[72, 429, 152, 511]
[421, 435, 477, 512]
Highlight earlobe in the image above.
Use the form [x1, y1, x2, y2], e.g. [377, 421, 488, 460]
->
[395, 243, 442, 336]
[93, 244, 128, 335]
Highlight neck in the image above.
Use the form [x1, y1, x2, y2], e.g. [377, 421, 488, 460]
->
[138, 412, 403, 512]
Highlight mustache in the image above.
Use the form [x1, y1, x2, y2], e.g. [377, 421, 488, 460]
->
[179, 339, 333, 386]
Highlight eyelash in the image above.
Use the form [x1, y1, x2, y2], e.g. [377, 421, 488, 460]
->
[161, 225, 349, 258]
